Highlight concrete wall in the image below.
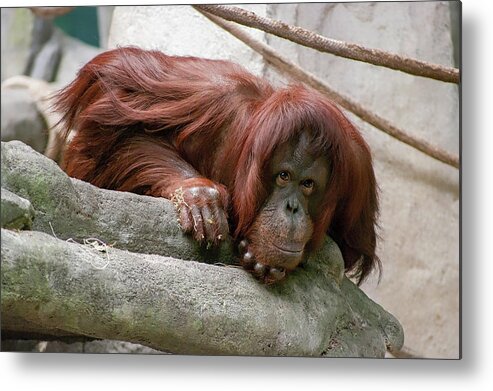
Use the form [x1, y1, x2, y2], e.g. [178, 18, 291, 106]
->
[1, 8, 34, 82]
[108, 5, 268, 76]
[108, 2, 460, 359]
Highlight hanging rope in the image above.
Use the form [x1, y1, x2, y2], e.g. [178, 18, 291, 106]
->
[197, 10, 459, 169]
[194, 4, 459, 84]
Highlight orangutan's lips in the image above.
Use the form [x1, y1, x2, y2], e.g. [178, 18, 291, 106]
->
[273, 244, 304, 255]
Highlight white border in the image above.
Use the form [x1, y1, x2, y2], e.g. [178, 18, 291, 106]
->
[2, 0, 492, 389]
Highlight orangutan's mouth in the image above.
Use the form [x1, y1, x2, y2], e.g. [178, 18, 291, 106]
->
[273, 243, 304, 255]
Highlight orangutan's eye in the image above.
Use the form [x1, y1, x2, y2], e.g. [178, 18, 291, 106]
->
[302, 179, 314, 189]
[279, 171, 290, 181]
[276, 171, 290, 186]
[301, 179, 315, 196]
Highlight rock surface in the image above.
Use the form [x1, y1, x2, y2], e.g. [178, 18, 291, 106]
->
[1, 227, 402, 356]
[1, 87, 47, 153]
[1, 338, 163, 354]
[108, 5, 267, 76]
[1, 140, 403, 357]
[1, 188, 34, 230]
[1, 140, 234, 264]
[29, 32, 62, 82]
[1, 8, 34, 82]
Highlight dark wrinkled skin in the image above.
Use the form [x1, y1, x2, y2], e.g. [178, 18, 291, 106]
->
[172, 180, 229, 245]
[171, 135, 329, 285]
[239, 135, 329, 284]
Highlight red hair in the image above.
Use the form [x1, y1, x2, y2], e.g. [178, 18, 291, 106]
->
[231, 85, 380, 283]
[53, 46, 380, 284]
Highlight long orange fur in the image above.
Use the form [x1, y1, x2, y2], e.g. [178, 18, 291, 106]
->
[53, 47, 380, 284]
